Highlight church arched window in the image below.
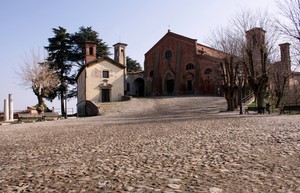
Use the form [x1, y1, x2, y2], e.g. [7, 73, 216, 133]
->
[204, 67, 212, 74]
[186, 63, 194, 70]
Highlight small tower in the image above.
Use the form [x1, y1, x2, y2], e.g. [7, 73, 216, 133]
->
[279, 43, 291, 73]
[85, 41, 97, 64]
[246, 27, 266, 55]
[246, 27, 267, 74]
[113, 43, 127, 73]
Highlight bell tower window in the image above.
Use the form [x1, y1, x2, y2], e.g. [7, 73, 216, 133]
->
[89, 47, 94, 55]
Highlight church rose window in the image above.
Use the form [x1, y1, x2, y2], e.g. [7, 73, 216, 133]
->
[165, 50, 172, 59]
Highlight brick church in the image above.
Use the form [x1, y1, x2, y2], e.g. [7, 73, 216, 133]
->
[144, 30, 224, 96]
[144, 29, 300, 99]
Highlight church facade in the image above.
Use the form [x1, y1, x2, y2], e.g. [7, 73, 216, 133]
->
[144, 30, 224, 96]
[77, 42, 127, 116]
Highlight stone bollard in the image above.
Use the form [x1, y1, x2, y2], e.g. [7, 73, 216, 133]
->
[9, 94, 14, 121]
[4, 99, 9, 122]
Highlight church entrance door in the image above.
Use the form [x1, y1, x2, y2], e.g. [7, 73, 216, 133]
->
[166, 79, 174, 94]
[134, 78, 145, 96]
[187, 80, 193, 91]
[102, 89, 110, 102]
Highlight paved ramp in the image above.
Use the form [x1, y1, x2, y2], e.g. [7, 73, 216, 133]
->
[97, 96, 228, 123]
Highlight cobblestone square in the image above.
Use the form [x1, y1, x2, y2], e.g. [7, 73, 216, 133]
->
[0, 97, 299, 192]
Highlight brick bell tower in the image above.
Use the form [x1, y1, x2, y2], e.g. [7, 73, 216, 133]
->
[113, 43, 127, 74]
[85, 41, 97, 64]
[279, 43, 291, 73]
[246, 27, 266, 74]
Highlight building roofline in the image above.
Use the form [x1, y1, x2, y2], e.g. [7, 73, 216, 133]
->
[145, 31, 197, 56]
[245, 27, 266, 33]
[113, 42, 128, 47]
[76, 56, 125, 80]
[127, 70, 144, 74]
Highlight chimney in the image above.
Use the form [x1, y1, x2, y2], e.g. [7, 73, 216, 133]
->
[85, 41, 97, 64]
[279, 43, 291, 72]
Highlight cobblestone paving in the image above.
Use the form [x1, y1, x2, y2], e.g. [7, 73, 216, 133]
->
[0, 96, 299, 192]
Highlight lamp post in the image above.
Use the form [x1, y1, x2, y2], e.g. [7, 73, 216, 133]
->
[238, 71, 243, 115]
[64, 83, 68, 119]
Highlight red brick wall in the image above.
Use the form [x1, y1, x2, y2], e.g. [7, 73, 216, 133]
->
[145, 31, 222, 96]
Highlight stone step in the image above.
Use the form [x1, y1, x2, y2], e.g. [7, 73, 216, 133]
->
[94, 101, 128, 114]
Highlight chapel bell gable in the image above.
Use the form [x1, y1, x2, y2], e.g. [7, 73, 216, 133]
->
[85, 41, 97, 64]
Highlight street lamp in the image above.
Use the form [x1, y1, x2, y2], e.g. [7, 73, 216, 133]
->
[64, 82, 68, 119]
[238, 71, 243, 115]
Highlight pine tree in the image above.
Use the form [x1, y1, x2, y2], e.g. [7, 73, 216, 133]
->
[45, 26, 72, 115]
[70, 26, 110, 68]
[126, 56, 142, 72]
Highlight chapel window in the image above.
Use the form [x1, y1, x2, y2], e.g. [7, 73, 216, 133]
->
[103, 70, 109, 78]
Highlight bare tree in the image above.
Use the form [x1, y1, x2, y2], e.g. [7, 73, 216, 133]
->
[286, 83, 300, 104]
[17, 50, 59, 113]
[276, 0, 300, 43]
[273, 0, 300, 106]
[220, 57, 240, 111]
[207, 28, 242, 111]
[207, 9, 278, 113]
[233, 9, 279, 113]
[269, 65, 290, 107]
[275, 0, 300, 72]
[268, 42, 293, 108]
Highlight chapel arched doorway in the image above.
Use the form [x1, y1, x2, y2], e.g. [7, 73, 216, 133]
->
[134, 78, 145, 97]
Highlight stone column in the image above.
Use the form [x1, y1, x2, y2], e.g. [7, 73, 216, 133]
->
[9, 94, 13, 121]
[4, 99, 9, 122]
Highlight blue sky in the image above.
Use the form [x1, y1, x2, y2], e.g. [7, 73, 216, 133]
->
[0, 0, 277, 112]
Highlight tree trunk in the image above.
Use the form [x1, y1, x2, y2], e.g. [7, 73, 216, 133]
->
[248, 75, 268, 114]
[61, 91, 65, 115]
[275, 92, 283, 108]
[224, 86, 237, 111]
[256, 91, 265, 114]
[37, 94, 45, 114]
[225, 96, 235, 111]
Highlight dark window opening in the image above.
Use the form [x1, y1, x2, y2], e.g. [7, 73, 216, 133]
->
[186, 63, 194, 70]
[149, 71, 154, 77]
[127, 83, 130, 92]
[103, 71, 109, 78]
[165, 50, 172, 59]
[204, 68, 212, 75]
[89, 47, 93, 55]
